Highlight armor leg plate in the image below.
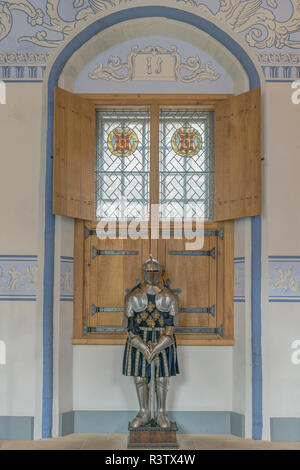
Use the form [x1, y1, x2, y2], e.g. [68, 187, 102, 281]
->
[155, 377, 170, 428]
[130, 377, 151, 428]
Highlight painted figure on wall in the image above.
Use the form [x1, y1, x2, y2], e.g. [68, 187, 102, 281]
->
[122, 255, 179, 428]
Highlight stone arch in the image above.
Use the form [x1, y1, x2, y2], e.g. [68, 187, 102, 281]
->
[58, 18, 249, 94]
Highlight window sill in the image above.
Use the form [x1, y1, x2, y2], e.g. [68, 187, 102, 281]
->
[72, 334, 235, 346]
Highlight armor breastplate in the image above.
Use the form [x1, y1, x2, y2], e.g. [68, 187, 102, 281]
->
[155, 288, 174, 312]
[132, 291, 173, 329]
[123, 257, 180, 380]
[129, 285, 173, 312]
[130, 288, 148, 313]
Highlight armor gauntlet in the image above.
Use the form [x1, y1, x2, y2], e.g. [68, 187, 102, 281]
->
[128, 331, 151, 362]
[150, 326, 175, 359]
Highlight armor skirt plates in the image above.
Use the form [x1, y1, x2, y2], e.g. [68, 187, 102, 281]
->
[122, 327, 179, 379]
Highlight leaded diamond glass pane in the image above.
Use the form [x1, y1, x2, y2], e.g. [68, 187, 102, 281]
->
[95, 109, 150, 219]
[159, 109, 214, 220]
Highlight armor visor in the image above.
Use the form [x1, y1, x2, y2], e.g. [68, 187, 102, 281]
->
[142, 256, 162, 285]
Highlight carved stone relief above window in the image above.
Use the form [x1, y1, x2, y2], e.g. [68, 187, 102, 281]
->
[88, 45, 220, 83]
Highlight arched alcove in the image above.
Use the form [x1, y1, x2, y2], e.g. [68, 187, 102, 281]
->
[40, 4, 263, 440]
[57, 17, 249, 94]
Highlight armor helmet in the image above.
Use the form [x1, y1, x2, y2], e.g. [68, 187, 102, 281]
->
[142, 255, 162, 285]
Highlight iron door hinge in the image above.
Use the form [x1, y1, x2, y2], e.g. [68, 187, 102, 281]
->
[169, 248, 215, 259]
[179, 305, 215, 317]
[92, 247, 139, 259]
[92, 304, 124, 316]
[161, 229, 223, 239]
[176, 324, 222, 335]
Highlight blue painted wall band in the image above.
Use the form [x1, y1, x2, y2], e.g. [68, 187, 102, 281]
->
[0, 416, 34, 440]
[269, 255, 300, 259]
[251, 215, 263, 440]
[43, 5, 261, 438]
[63, 410, 243, 436]
[0, 298, 36, 301]
[42, 58, 55, 440]
[0, 255, 38, 258]
[270, 418, 300, 442]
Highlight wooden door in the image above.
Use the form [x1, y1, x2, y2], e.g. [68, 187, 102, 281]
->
[82, 222, 150, 338]
[158, 235, 217, 332]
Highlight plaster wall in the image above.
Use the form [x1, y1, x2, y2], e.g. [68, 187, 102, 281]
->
[262, 83, 300, 438]
[0, 84, 43, 429]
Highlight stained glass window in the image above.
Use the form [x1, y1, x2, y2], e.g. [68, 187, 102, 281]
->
[95, 109, 150, 219]
[95, 108, 214, 221]
[159, 109, 214, 220]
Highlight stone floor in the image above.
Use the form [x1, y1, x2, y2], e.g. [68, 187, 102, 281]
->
[0, 434, 300, 450]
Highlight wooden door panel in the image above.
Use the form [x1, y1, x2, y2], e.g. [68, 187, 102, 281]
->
[162, 237, 210, 305]
[73, 220, 234, 345]
[178, 313, 209, 329]
[93, 312, 124, 328]
[159, 234, 217, 330]
[208, 236, 217, 329]
[87, 235, 150, 328]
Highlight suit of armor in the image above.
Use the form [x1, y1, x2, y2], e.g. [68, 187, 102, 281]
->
[122, 256, 179, 428]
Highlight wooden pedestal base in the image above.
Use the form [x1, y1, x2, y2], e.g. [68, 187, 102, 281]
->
[128, 420, 178, 449]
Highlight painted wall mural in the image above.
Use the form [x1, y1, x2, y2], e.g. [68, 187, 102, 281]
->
[1, 0, 300, 50]
[234, 257, 245, 303]
[0, 50, 48, 79]
[60, 256, 73, 302]
[0, 254, 73, 301]
[257, 51, 300, 79]
[269, 256, 300, 302]
[1, 1, 300, 81]
[0, 255, 38, 301]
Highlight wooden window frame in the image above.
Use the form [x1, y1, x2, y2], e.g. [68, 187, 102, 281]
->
[53, 88, 261, 222]
[71, 94, 235, 346]
[78, 94, 232, 221]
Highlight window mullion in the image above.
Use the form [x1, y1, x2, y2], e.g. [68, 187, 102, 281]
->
[150, 104, 160, 255]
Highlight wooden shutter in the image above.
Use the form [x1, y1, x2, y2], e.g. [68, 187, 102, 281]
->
[214, 88, 261, 221]
[53, 87, 95, 220]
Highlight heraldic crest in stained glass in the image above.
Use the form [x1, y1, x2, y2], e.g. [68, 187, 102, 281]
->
[107, 127, 139, 157]
[171, 125, 203, 157]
